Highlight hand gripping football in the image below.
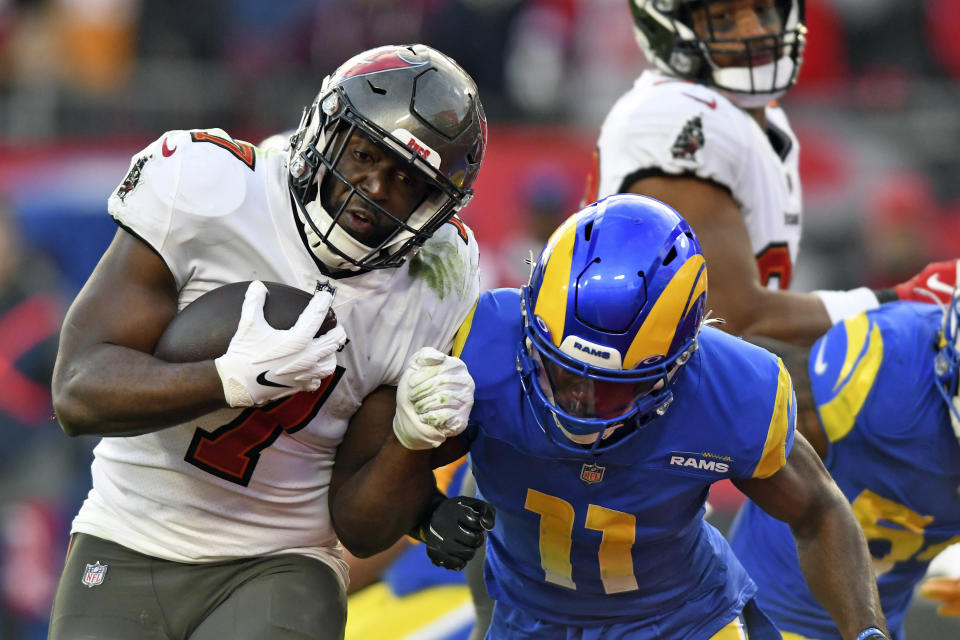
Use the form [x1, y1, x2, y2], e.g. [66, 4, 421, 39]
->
[154, 281, 337, 363]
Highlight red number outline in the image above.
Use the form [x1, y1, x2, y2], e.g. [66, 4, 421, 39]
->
[184, 367, 345, 485]
[190, 131, 256, 170]
[755, 242, 792, 290]
[446, 215, 469, 245]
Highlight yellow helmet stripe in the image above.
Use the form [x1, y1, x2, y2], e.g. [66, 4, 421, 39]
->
[533, 220, 578, 346]
[833, 313, 868, 392]
[623, 254, 706, 367]
[819, 318, 884, 443]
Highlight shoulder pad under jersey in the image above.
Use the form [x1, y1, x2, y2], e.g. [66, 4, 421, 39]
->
[597, 71, 753, 197]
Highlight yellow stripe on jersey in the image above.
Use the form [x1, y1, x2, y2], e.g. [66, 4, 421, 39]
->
[534, 221, 577, 346]
[451, 301, 477, 358]
[624, 255, 706, 368]
[433, 457, 466, 494]
[819, 319, 884, 443]
[708, 615, 748, 639]
[752, 359, 794, 479]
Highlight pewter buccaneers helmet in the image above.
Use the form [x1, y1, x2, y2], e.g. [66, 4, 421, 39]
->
[630, 0, 806, 108]
[518, 194, 708, 455]
[288, 44, 486, 271]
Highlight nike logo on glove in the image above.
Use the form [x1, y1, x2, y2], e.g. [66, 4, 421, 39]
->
[926, 273, 955, 295]
[256, 371, 292, 388]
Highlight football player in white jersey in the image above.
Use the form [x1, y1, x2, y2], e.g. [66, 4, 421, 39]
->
[48, 44, 490, 640]
[586, 0, 959, 345]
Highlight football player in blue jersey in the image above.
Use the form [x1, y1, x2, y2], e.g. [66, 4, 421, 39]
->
[330, 194, 890, 640]
[728, 285, 960, 640]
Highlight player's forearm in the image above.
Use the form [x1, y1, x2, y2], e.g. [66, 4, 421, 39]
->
[793, 496, 888, 640]
[330, 438, 438, 558]
[52, 343, 226, 437]
[716, 288, 833, 346]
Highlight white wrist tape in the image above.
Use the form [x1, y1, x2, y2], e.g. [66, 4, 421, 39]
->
[812, 287, 880, 325]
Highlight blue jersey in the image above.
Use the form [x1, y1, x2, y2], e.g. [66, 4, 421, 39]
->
[729, 303, 960, 639]
[454, 289, 796, 638]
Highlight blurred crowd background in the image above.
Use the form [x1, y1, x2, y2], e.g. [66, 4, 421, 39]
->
[0, 0, 959, 637]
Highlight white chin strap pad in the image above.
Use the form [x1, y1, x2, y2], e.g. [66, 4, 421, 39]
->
[300, 200, 371, 271]
[300, 195, 422, 271]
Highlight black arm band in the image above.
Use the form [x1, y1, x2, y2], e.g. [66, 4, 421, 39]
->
[872, 288, 898, 304]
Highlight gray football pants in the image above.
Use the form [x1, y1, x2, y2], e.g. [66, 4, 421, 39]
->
[48, 533, 346, 640]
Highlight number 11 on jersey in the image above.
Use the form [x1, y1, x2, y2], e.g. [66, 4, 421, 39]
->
[524, 488, 639, 594]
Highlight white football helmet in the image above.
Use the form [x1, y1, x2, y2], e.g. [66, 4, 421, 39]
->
[629, 0, 806, 108]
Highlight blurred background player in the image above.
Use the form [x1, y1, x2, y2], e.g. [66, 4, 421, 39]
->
[47, 44, 486, 640]
[0, 196, 79, 640]
[729, 284, 960, 639]
[585, 0, 958, 345]
[330, 194, 890, 640]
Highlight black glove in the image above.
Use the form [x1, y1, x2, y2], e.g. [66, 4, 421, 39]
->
[415, 496, 495, 571]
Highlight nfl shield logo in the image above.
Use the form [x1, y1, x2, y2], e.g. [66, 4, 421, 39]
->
[580, 463, 605, 484]
[315, 281, 337, 296]
[81, 561, 108, 588]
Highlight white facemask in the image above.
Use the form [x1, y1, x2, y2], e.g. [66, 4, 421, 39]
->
[714, 56, 795, 109]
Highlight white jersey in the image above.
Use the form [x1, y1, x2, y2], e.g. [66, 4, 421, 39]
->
[71, 128, 480, 588]
[589, 70, 802, 290]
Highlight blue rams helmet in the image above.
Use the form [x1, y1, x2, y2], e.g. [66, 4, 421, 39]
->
[518, 194, 708, 454]
[934, 283, 960, 440]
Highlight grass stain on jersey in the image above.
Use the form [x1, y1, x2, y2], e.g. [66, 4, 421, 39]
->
[409, 240, 467, 299]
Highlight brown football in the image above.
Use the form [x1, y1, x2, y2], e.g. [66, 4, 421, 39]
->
[153, 281, 337, 363]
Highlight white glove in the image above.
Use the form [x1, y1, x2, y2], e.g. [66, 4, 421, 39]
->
[214, 280, 347, 407]
[393, 347, 475, 450]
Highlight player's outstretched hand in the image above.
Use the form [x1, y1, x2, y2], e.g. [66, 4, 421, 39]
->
[393, 347, 475, 450]
[420, 496, 495, 571]
[214, 280, 346, 407]
[921, 576, 960, 617]
[885, 259, 959, 305]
